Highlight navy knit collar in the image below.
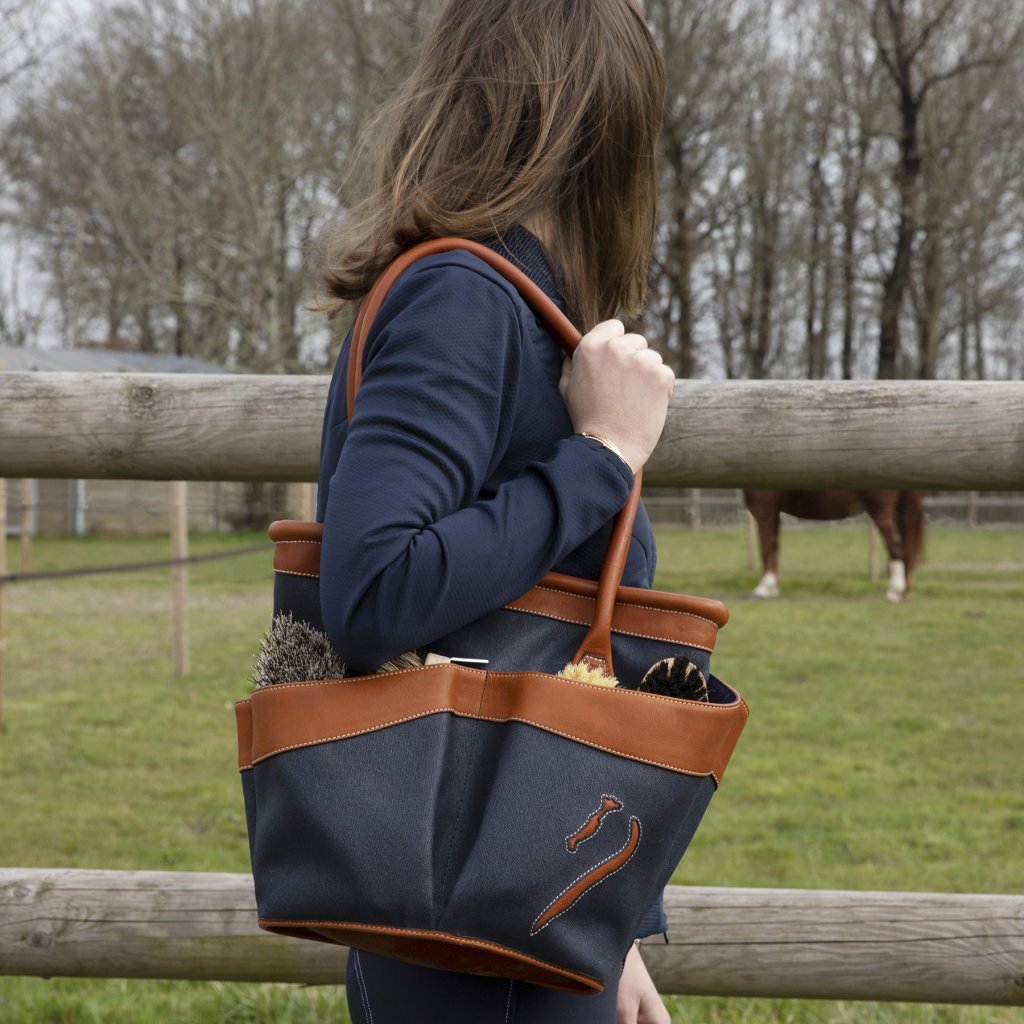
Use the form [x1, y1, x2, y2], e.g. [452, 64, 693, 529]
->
[482, 225, 566, 310]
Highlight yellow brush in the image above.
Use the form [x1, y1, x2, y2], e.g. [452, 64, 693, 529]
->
[557, 660, 619, 688]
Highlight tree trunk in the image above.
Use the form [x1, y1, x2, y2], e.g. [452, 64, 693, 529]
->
[914, 229, 944, 379]
[877, 91, 920, 380]
[957, 275, 970, 380]
[805, 160, 824, 379]
[673, 205, 697, 379]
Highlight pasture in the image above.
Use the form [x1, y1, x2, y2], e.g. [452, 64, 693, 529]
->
[0, 522, 1022, 1023]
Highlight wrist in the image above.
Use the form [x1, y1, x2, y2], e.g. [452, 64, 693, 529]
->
[576, 431, 633, 472]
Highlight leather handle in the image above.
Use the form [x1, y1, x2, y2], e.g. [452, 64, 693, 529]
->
[345, 236, 642, 677]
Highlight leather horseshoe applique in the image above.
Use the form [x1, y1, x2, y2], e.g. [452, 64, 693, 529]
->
[531, 795, 642, 936]
[565, 794, 622, 853]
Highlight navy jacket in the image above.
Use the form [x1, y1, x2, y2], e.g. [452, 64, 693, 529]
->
[316, 226, 666, 938]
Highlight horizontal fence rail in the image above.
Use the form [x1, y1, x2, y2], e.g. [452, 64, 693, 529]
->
[1, 870, 1022, 1004]
[1, 373, 1023, 489]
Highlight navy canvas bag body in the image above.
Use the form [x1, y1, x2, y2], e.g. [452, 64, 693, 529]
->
[235, 238, 748, 995]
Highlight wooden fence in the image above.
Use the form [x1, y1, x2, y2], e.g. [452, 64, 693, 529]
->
[2, 869, 1022, 1005]
[2, 373, 1023, 488]
[2, 371, 1023, 1005]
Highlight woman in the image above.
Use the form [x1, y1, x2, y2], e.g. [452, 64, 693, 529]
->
[316, 1, 675, 1020]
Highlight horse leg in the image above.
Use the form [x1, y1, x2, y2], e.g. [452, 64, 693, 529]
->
[862, 494, 907, 602]
[896, 491, 925, 598]
[751, 508, 781, 599]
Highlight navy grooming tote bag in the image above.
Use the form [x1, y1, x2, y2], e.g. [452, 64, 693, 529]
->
[235, 239, 748, 994]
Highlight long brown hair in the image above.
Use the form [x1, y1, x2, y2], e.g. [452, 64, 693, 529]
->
[319, 0, 666, 328]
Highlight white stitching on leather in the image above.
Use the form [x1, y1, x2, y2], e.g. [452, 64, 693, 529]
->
[273, 538, 321, 579]
[565, 794, 622, 853]
[530, 816, 643, 935]
[260, 920, 599, 984]
[519, 584, 721, 627]
[247, 670, 748, 780]
[251, 711, 722, 782]
[502, 604, 713, 651]
[249, 668, 743, 713]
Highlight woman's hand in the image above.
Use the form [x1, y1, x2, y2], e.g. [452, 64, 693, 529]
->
[559, 320, 675, 474]
[617, 943, 671, 1024]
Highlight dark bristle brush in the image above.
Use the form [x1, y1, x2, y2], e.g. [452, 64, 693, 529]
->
[621, 656, 710, 702]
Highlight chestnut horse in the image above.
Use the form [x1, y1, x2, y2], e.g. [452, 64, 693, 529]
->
[743, 490, 926, 602]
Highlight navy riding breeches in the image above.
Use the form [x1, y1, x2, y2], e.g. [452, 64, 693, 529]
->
[345, 949, 620, 1023]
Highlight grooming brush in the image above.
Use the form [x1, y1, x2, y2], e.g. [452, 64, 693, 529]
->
[555, 653, 709, 699]
[251, 612, 422, 687]
[633, 656, 710, 702]
[557, 660, 619, 688]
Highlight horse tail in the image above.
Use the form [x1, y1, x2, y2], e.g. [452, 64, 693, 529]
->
[897, 491, 926, 575]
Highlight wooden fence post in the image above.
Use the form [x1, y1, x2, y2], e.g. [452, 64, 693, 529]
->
[20, 479, 32, 573]
[297, 482, 316, 523]
[0, 477, 6, 732]
[170, 481, 190, 677]
[690, 488, 702, 530]
[968, 490, 980, 527]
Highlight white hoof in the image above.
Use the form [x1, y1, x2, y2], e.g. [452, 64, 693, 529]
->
[885, 559, 907, 603]
[752, 572, 780, 599]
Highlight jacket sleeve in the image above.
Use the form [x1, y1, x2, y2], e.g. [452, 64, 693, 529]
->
[319, 262, 633, 673]
[634, 893, 668, 942]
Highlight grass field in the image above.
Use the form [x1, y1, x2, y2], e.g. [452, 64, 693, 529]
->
[1, 523, 1022, 1023]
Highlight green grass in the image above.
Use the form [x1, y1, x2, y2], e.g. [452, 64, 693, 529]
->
[654, 525, 1024, 897]
[1, 525, 1022, 1023]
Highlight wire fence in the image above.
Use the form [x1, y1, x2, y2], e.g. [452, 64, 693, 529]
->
[641, 489, 1024, 527]
[0, 543, 268, 585]
[6, 486, 1024, 537]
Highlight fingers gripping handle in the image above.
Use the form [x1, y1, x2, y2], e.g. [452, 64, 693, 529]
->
[345, 236, 642, 678]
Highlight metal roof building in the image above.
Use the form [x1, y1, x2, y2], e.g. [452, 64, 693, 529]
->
[0, 345, 227, 375]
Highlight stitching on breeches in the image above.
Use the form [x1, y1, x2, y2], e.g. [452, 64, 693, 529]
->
[353, 950, 374, 1024]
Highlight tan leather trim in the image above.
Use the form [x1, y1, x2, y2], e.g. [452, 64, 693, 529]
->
[269, 520, 324, 544]
[269, 520, 322, 577]
[266, 521, 728, 649]
[237, 664, 748, 783]
[259, 920, 601, 994]
[507, 575, 725, 652]
[536, 571, 729, 627]
[236, 700, 253, 771]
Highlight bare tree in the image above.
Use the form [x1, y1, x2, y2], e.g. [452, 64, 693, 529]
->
[0, 0, 55, 346]
[0, 0, 48, 93]
[866, 0, 1024, 378]
[7, 0, 1024, 387]
[6, 0, 357, 366]
[913, 41, 1024, 377]
[803, 1, 887, 379]
[647, 0, 759, 378]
